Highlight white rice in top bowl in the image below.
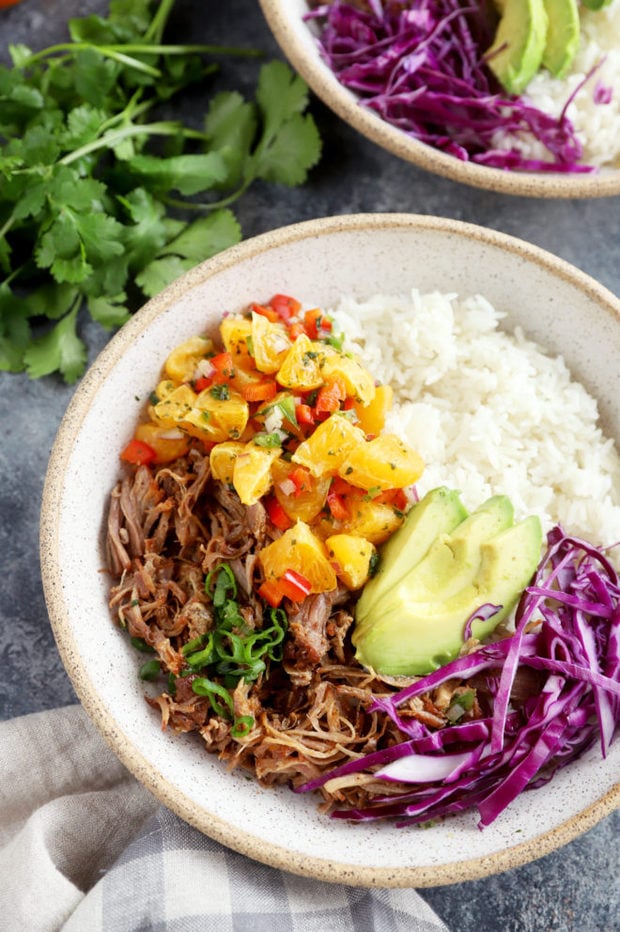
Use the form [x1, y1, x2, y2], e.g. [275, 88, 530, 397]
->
[334, 289, 620, 553]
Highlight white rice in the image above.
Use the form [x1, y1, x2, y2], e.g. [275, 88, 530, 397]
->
[332, 288, 620, 553]
[493, 1, 620, 167]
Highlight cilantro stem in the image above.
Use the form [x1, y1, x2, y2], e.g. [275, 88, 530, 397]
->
[59, 120, 209, 167]
[21, 43, 260, 74]
[165, 181, 253, 213]
[21, 44, 160, 78]
[0, 210, 17, 243]
[145, 0, 176, 44]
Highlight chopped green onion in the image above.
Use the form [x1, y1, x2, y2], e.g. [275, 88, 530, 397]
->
[192, 677, 235, 718]
[253, 431, 284, 448]
[139, 658, 161, 681]
[231, 715, 254, 738]
[131, 636, 155, 653]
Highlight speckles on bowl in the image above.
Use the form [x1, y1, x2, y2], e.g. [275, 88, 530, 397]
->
[40, 213, 620, 887]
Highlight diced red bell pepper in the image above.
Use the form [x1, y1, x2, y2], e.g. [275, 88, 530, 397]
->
[278, 569, 312, 602]
[264, 495, 293, 530]
[376, 488, 409, 510]
[120, 438, 157, 466]
[257, 580, 285, 608]
[270, 294, 301, 322]
[287, 321, 306, 341]
[258, 569, 312, 607]
[295, 403, 315, 427]
[195, 375, 212, 392]
[241, 379, 278, 403]
[314, 376, 347, 416]
[327, 487, 349, 522]
[209, 352, 235, 384]
[288, 465, 312, 496]
[304, 308, 332, 339]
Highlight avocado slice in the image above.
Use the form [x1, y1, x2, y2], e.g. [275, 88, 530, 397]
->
[542, 0, 580, 77]
[355, 487, 468, 622]
[353, 514, 543, 677]
[581, 0, 612, 8]
[356, 494, 514, 635]
[486, 0, 548, 95]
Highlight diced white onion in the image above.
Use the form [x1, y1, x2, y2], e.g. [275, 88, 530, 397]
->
[278, 478, 297, 497]
[265, 408, 284, 433]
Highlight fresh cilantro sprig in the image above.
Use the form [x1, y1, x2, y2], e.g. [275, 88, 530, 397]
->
[0, 0, 322, 382]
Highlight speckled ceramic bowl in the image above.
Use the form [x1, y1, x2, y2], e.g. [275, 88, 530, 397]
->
[41, 214, 620, 887]
[258, 0, 620, 199]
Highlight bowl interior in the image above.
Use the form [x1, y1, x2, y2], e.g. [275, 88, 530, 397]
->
[41, 214, 620, 887]
[258, 0, 620, 198]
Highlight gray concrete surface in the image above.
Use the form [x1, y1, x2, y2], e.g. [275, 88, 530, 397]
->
[0, 1, 618, 929]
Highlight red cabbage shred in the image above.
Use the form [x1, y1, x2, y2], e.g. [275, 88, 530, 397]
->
[297, 528, 620, 827]
[306, 0, 595, 172]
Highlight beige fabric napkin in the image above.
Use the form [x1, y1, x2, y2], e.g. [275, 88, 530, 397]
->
[0, 705, 449, 932]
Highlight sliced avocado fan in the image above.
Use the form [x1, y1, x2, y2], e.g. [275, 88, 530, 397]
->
[352, 488, 543, 677]
[486, 0, 584, 93]
[486, 0, 549, 94]
[542, 0, 580, 78]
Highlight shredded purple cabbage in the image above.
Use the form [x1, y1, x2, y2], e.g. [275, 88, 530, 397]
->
[296, 527, 620, 828]
[306, 0, 598, 172]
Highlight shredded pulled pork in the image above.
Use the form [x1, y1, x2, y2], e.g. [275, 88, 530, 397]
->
[106, 449, 477, 812]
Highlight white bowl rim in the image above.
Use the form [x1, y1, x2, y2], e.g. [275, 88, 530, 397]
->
[41, 212, 620, 888]
[258, 0, 620, 199]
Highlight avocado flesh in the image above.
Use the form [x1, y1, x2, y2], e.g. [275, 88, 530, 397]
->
[353, 514, 543, 677]
[487, 0, 548, 95]
[542, 0, 580, 77]
[356, 487, 468, 622]
[355, 494, 514, 634]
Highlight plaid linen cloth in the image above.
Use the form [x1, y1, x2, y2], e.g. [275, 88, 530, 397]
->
[0, 705, 448, 932]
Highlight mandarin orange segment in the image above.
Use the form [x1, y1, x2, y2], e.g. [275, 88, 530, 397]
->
[134, 422, 191, 464]
[291, 413, 366, 477]
[276, 334, 331, 391]
[163, 335, 213, 383]
[233, 442, 281, 505]
[321, 350, 376, 405]
[354, 383, 393, 435]
[209, 441, 246, 484]
[150, 384, 198, 428]
[219, 316, 254, 369]
[339, 433, 424, 490]
[325, 533, 376, 589]
[251, 312, 292, 373]
[258, 520, 337, 592]
[342, 496, 405, 544]
[271, 458, 331, 524]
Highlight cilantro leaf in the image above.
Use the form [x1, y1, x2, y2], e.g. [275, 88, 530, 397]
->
[23, 306, 87, 383]
[0, 285, 31, 372]
[204, 91, 257, 188]
[127, 151, 229, 196]
[23, 282, 80, 321]
[253, 112, 322, 187]
[255, 61, 310, 143]
[87, 294, 131, 330]
[158, 210, 241, 262]
[136, 254, 195, 298]
[119, 187, 170, 271]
